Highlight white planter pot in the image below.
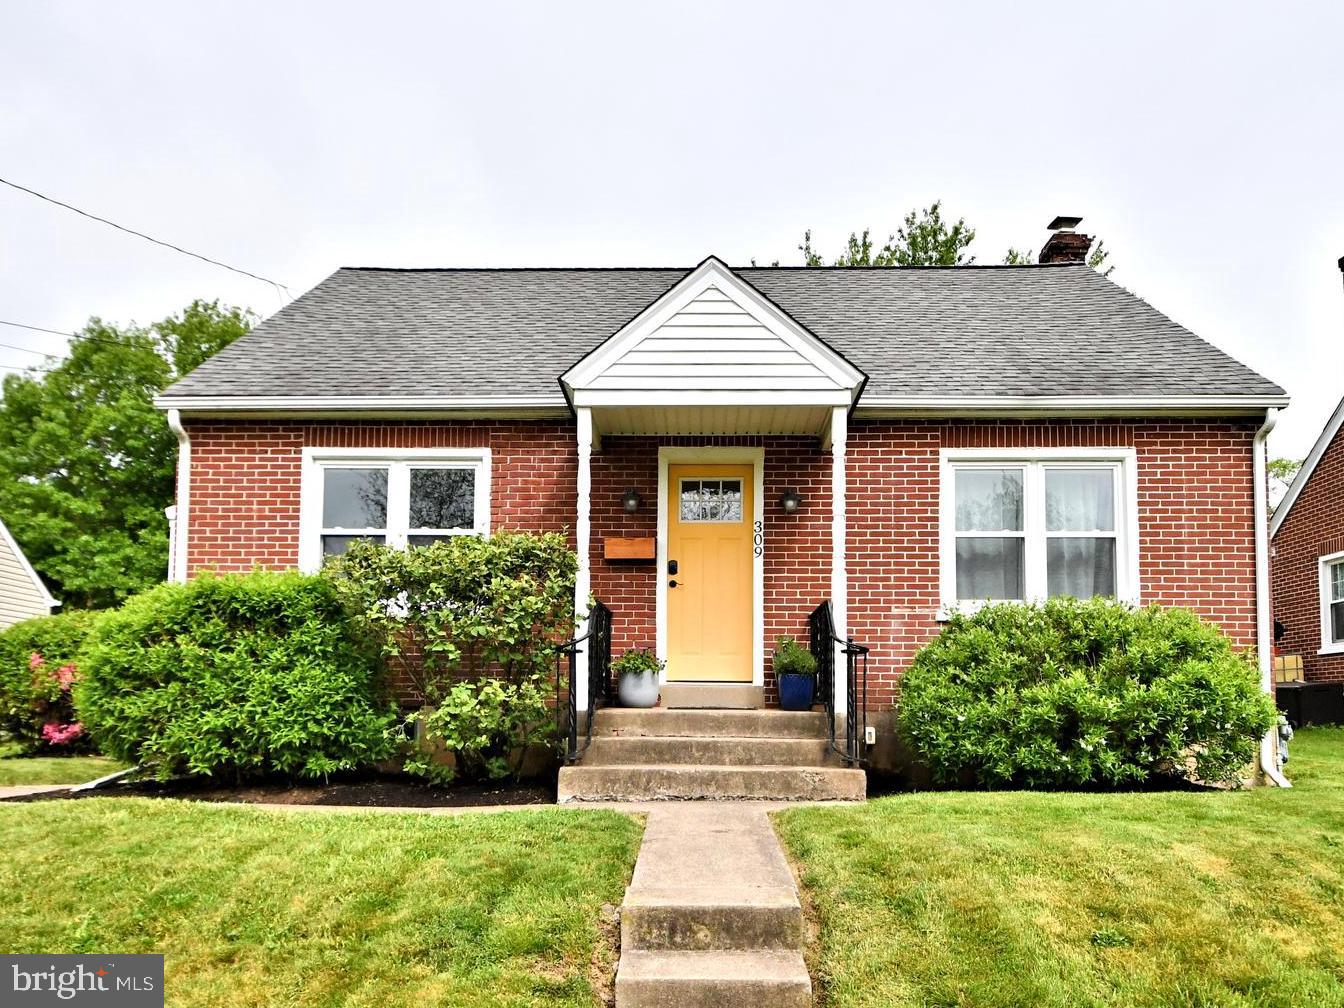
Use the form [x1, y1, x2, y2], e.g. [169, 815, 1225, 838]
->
[618, 670, 660, 708]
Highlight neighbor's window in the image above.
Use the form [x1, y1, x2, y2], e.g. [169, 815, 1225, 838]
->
[944, 453, 1130, 609]
[303, 450, 490, 569]
[1321, 553, 1344, 653]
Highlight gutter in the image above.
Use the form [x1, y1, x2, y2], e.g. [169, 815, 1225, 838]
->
[165, 409, 190, 584]
[1253, 407, 1290, 787]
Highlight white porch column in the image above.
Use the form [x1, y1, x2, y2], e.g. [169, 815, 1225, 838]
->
[830, 406, 848, 717]
[574, 407, 593, 709]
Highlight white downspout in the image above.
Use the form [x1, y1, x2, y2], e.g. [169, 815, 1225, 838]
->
[166, 409, 191, 584]
[1254, 407, 1290, 787]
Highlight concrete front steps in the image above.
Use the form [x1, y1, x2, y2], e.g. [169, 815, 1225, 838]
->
[557, 707, 866, 802]
[614, 804, 813, 1007]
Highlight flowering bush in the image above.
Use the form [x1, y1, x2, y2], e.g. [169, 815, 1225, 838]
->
[0, 611, 102, 753]
[28, 652, 85, 751]
[897, 598, 1277, 788]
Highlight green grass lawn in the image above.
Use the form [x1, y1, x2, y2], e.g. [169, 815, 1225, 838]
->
[0, 744, 127, 785]
[0, 801, 642, 1008]
[777, 728, 1344, 1008]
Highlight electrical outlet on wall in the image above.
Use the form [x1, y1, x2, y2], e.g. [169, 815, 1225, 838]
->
[864, 726, 876, 746]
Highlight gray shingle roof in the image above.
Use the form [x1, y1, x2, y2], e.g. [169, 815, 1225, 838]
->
[162, 263, 1284, 402]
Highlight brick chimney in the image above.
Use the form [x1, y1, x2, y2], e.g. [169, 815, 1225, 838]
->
[1038, 215, 1094, 264]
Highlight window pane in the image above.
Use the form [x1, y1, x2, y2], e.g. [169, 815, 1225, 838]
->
[409, 468, 475, 530]
[1333, 601, 1344, 643]
[1046, 469, 1115, 532]
[680, 480, 701, 521]
[322, 534, 385, 558]
[322, 468, 387, 528]
[680, 479, 743, 522]
[955, 469, 1023, 532]
[955, 537, 1025, 600]
[1332, 562, 1344, 603]
[1047, 537, 1117, 598]
[719, 479, 743, 522]
[699, 479, 721, 520]
[409, 534, 457, 548]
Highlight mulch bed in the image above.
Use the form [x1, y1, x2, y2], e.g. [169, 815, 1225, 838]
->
[2, 770, 556, 808]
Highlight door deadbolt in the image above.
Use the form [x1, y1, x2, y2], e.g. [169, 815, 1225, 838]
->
[667, 559, 678, 575]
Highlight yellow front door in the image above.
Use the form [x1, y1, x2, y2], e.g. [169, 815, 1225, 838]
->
[666, 463, 754, 682]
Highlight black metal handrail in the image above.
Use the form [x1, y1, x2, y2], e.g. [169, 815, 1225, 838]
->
[555, 601, 612, 763]
[808, 600, 870, 767]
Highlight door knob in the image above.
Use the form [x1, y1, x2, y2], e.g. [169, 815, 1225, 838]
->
[668, 579, 679, 588]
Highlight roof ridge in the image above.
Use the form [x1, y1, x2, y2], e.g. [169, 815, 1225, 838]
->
[336, 262, 1087, 274]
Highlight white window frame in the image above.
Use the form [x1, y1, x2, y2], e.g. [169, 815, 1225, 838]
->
[299, 447, 491, 573]
[1318, 550, 1344, 656]
[939, 447, 1140, 616]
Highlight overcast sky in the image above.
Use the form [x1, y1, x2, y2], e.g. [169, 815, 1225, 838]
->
[2, 2, 1340, 458]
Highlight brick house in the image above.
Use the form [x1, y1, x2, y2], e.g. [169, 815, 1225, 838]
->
[1271, 392, 1344, 686]
[155, 222, 1290, 794]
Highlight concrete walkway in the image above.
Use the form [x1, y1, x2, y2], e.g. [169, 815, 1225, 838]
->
[0, 784, 70, 800]
[614, 803, 812, 1006]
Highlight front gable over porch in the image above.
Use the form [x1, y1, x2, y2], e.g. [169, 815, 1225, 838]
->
[562, 257, 866, 713]
[561, 256, 866, 443]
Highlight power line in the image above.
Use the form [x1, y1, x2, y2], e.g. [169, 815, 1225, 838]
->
[0, 340, 67, 358]
[0, 318, 162, 351]
[0, 175, 291, 297]
[0, 319, 74, 338]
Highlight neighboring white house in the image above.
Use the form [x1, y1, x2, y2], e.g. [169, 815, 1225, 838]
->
[0, 517, 58, 629]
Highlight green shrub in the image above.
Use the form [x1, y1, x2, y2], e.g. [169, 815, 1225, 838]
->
[612, 647, 663, 678]
[326, 532, 577, 783]
[773, 636, 817, 677]
[75, 572, 397, 781]
[0, 610, 104, 753]
[897, 598, 1277, 788]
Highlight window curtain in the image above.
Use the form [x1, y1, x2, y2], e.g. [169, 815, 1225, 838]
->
[1046, 470, 1116, 598]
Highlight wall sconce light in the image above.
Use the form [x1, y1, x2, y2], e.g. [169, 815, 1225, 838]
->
[622, 489, 643, 513]
[778, 489, 802, 514]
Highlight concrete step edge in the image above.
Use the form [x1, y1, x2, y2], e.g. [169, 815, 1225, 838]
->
[616, 948, 811, 981]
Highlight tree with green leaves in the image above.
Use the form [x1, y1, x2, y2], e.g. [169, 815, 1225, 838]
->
[799, 201, 977, 267]
[0, 300, 252, 609]
[1268, 457, 1303, 510]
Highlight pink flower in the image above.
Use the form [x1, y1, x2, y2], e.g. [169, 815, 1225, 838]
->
[29, 652, 44, 671]
[52, 664, 77, 690]
[40, 721, 84, 746]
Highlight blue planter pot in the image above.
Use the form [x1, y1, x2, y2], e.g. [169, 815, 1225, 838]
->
[778, 673, 816, 711]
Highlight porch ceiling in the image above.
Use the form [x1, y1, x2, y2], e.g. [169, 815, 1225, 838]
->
[591, 403, 832, 438]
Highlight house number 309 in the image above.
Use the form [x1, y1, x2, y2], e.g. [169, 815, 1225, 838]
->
[753, 520, 764, 557]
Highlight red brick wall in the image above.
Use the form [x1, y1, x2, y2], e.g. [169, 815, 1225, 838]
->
[184, 416, 1261, 707]
[847, 419, 1260, 706]
[184, 419, 576, 576]
[1271, 425, 1344, 684]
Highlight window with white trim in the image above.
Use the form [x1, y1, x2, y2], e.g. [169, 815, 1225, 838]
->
[1320, 552, 1344, 653]
[942, 452, 1134, 609]
[302, 449, 490, 568]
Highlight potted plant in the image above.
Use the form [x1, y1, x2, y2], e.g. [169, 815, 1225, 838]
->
[773, 636, 817, 711]
[613, 647, 663, 708]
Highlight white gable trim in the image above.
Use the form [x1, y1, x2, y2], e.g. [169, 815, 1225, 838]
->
[0, 518, 59, 612]
[1271, 392, 1344, 539]
[561, 256, 866, 398]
